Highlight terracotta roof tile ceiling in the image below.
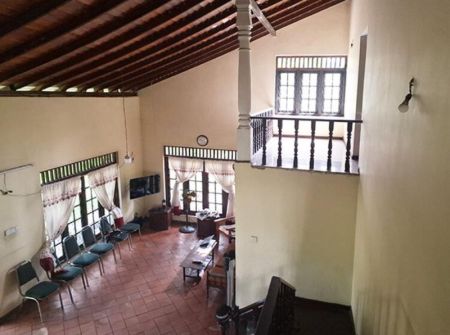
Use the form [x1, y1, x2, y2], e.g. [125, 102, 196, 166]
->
[0, 0, 344, 96]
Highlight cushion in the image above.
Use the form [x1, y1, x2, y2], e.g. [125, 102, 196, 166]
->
[72, 253, 99, 267]
[90, 242, 113, 254]
[121, 223, 140, 232]
[52, 266, 82, 281]
[25, 281, 59, 300]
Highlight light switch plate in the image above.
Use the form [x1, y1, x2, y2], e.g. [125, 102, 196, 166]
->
[4, 226, 17, 237]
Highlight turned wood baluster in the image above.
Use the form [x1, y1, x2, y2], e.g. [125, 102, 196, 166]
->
[277, 119, 283, 167]
[345, 122, 353, 172]
[293, 119, 299, 168]
[327, 121, 335, 171]
[309, 120, 316, 170]
[262, 119, 267, 166]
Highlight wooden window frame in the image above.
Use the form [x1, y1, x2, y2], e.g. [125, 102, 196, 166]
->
[275, 56, 347, 117]
[165, 163, 228, 217]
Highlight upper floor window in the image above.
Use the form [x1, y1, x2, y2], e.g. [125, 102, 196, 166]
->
[275, 56, 347, 116]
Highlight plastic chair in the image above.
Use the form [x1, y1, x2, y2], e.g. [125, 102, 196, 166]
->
[41, 255, 85, 303]
[63, 235, 102, 287]
[99, 217, 131, 257]
[16, 260, 63, 322]
[81, 225, 117, 272]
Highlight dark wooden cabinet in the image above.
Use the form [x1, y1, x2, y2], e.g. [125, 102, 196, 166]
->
[148, 207, 172, 231]
[197, 218, 218, 240]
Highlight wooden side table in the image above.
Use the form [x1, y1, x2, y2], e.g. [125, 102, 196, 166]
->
[148, 207, 172, 231]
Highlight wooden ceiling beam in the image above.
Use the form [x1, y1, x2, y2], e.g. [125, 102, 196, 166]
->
[0, 0, 71, 37]
[126, 39, 240, 92]
[101, 0, 328, 91]
[0, 0, 127, 64]
[129, 0, 342, 91]
[16, 0, 286, 89]
[81, 0, 304, 90]
[40, 0, 234, 90]
[0, 0, 168, 83]
[110, 33, 238, 91]
[0, 91, 137, 98]
[71, 16, 237, 90]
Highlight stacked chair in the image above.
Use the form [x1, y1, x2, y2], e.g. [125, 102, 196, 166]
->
[63, 235, 102, 287]
[42, 255, 85, 302]
[99, 216, 131, 256]
[16, 260, 64, 322]
[18, 216, 138, 320]
[81, 225, 117, 272]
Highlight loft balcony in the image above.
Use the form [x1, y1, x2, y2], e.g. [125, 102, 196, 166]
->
[250, 109, 363, 175]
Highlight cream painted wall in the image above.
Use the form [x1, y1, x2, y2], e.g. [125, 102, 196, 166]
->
[0, 97, 144, 317]
[139, 2, 351, 209]
[235, 163, 359, 306]
[350, 0, 450, 334]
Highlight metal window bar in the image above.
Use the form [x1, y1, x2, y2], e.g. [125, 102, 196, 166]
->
[164, 146, 237, 161]
[40, 152, 118, 185]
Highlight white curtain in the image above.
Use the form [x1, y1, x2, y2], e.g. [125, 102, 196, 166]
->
[169, 157, 203, 208]
[87, 164, 119, 211]
[205, 161, 235, 218]
[41, 176, 82, 247]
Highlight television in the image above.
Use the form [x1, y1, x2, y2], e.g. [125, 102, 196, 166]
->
[129, 174, 160, 199]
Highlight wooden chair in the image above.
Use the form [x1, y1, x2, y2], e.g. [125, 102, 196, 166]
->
[216, 216, 235, 243]
[206, 264, 227, 298]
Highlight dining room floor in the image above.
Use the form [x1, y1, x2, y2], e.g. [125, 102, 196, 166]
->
[0, 225, 230, 335]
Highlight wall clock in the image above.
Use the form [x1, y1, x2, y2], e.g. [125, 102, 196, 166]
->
[196, 135, 209, 146]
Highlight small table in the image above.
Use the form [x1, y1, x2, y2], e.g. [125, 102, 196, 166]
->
[148, 207, 172, 231]
[180, 238, 217, 281]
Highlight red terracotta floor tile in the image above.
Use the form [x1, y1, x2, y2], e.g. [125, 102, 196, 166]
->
[1, 227, 228, 335]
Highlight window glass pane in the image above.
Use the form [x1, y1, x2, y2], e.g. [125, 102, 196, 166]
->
[323, 72, 342, 115]
[332, 100, 340, 112]
[86, 201, 92, 213]
[287, 100, 294, 111]
[288, 73, 295, 85]
[55, 244, 63, 259]
[325, 73, 333, 86]
[68, 223, 75, 236]
[299, 72, 318, 114]
[324, 87, 332, 99]
[278, 72, 296, 112]
[75, 220, 82, 233]
[333, 87, 340, 99]
[333, 73, 341, 85]
[93, 210, 100, 222]
[74, 206, 81, 219]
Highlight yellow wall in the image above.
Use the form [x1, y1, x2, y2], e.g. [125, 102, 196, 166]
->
[350, 0, 450, 334]
[139, 2, 351, 209]
[0, 97, 144, 317]
[235, 164, 359, 306]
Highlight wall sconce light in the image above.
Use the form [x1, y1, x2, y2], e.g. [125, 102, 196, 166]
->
[398, 78, 415, 113]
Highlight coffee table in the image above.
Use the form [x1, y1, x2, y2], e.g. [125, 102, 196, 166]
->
[180, 238, 217, 281]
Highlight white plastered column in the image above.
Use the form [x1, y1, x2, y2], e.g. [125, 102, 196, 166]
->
[236, 0, 252, 162]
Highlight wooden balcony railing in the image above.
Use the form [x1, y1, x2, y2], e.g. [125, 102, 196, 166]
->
[250, 109, 363, 173]
[255, 276, 296, 335]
